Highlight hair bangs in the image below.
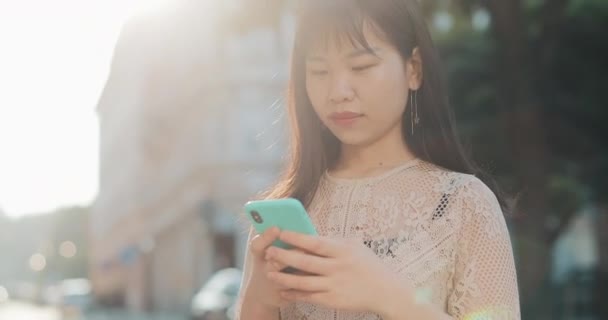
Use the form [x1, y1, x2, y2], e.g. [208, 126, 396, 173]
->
[295, 1, 384, 56]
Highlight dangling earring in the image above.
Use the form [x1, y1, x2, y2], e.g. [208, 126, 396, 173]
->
[414, 90, 420, 125]
[410, 90, 420, 135]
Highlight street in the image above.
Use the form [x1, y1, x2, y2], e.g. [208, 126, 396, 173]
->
[0, 301, 188, 320]
[0, 301, 60, 320]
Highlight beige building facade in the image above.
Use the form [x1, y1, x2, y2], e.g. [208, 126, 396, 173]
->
[90, 1, 291, 312]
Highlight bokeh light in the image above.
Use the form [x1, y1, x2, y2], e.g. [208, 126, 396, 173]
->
[59, 241, 77, 258]
[28, 253, 46, 272]
[463, 307, 511, 320]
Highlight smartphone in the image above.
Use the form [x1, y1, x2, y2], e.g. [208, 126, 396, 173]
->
[244, 198, 318, 249]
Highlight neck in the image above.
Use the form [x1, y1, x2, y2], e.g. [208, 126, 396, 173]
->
[336, 126, 416, 172]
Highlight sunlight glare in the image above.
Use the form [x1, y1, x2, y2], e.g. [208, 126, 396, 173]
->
[0, 0, 177, 217]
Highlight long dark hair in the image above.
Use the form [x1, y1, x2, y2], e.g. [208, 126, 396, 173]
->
[264, 0, 508, 211]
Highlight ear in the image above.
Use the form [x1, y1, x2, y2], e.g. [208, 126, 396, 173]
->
[406, 47, 423, 90]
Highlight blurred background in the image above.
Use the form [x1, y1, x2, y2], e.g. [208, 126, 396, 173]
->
[0, 0, 606, 319]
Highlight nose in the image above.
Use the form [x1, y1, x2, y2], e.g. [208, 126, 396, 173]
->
[328, 73, 355, 104]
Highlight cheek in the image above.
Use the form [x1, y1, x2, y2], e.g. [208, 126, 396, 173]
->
[306, 79, 326, 113]
[389, 61, 410, 110]
[386, 74, 409, 113]
[363, 69, 408, 117]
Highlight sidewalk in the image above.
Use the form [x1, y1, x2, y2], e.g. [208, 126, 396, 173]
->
[79, 308, 188, 320]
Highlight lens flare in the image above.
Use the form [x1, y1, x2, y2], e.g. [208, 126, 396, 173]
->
[463, 306, 511, 320]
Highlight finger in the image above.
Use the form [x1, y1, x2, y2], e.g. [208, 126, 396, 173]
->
[267, 259, 287, 272]
[266, 248, 313, 274]
[250, 227, 280, 256]
[266, 246, 333, 275]
[265, 247, 307, 260]
[280, 290, 328, 305]
[279, 231, 341, 258]
[267, 271, 328, 292]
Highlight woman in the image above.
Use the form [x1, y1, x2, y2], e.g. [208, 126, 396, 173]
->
[238, 0, 520, 319]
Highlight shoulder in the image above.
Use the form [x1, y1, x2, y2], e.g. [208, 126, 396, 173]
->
[420, 164, 505, 224]
[419, 163, 500, 210]
[413, 162, 487, 197]
[450, 174, 509, 240]
[454, 173, 501, 211]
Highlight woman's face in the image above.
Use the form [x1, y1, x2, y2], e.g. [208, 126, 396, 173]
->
[305, 25, 421, 147]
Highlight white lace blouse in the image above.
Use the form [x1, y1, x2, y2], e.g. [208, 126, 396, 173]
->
[241, 159, 520, 320]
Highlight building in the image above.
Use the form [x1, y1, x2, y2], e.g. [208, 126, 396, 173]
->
[90, 0, 292, 312]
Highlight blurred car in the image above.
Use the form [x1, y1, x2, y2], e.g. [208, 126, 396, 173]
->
[0, 285, 9, 304]
[42, 284, 63, 306]
[12, 282, 38, 303]
[190, 268, 242, 320]
[57, 278, 93, 318]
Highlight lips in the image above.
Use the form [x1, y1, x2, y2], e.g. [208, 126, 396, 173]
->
[329, 111, 363, 126]
[330, 111, 362, 119]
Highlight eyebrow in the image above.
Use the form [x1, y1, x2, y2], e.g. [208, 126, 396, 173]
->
[306, 47, 381, 62]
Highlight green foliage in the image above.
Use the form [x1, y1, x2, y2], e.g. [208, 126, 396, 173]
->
[431, 0, 608, 210]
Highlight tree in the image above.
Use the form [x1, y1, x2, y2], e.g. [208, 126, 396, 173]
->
[431, 0, 608, 317]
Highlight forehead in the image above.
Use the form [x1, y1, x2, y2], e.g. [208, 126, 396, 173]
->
[305, 23, 390, 57]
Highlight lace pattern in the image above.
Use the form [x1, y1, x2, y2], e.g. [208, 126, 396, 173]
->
[238, 160, 520, 320]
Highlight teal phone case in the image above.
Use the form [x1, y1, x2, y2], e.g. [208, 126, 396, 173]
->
[244, 198, 318, 249]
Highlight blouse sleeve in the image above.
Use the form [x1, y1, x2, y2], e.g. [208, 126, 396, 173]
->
[447, 177, 521, 319]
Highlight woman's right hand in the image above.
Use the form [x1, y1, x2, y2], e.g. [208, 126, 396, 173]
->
[243, 227, 290, 309]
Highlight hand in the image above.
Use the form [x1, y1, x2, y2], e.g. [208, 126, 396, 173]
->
[264, 231, 416, 315]
[243, 227, 291, 309]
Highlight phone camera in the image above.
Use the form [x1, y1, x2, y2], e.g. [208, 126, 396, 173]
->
[250, 210, 263, 224]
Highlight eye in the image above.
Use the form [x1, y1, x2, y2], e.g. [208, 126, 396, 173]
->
[309, 69, 328, 76]
[352, 64, 377, 72]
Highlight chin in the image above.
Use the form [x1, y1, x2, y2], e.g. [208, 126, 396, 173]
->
[332, 132, 375, 147]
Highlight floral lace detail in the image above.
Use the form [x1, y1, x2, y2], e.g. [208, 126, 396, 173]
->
[446, 177, 520, 320]
[363, 235, 405, 259]
[237, 160, 520, 320]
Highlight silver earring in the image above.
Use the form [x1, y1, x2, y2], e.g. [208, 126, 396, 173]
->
[414, 90, 420, 125]
[411, 90, 420, 135]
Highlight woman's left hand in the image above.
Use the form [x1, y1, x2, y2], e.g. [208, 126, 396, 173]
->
[264, 230, 415, 315]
